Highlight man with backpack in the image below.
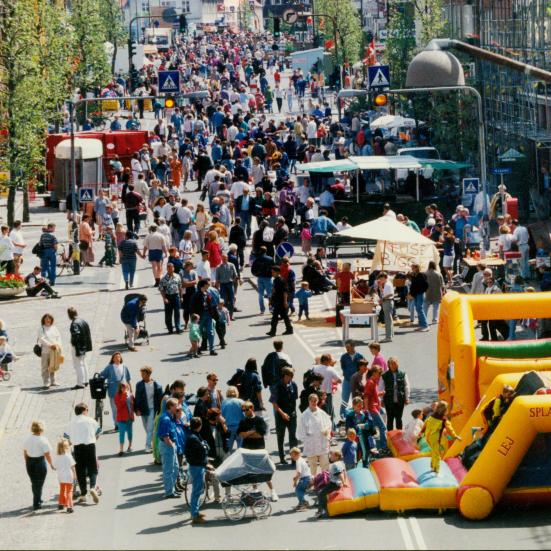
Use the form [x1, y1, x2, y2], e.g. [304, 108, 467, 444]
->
[261, 340, 293, 389]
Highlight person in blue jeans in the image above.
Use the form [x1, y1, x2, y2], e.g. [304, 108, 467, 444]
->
[157, 398, 180, 498]
[251, 247, 274, 314]
[184, 417, 210, 524]
[134, 366, 163, 452]
[339, 340, 365, 421]
[118, 231, 143, 290]
[38, 223, 58, 285]
[290, 447, 312, 510]
[407, 262, 429, 332]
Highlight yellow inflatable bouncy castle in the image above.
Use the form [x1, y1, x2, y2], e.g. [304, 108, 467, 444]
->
[437, 291, 551, 431]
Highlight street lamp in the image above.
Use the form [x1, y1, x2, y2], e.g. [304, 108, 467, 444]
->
[397, 49, 490, 249]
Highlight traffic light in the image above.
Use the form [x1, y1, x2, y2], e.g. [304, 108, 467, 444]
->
[164, 96, 176, 109]
[128, 39, 137, 61]
[179, 14, 188, 33]
[273, 17, 281, 37]
[374, 93, 388, 107]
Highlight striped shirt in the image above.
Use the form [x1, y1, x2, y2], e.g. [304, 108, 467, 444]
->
[118, 239, 139, 261]
[39, 231, 58, 250]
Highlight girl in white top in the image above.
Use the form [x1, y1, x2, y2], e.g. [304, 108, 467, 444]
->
[178, 230, 195, 261]
[52, 438, 76, 513]
[38, 313, 63, 388]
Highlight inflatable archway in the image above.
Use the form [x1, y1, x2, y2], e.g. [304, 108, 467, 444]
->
[437, 291, 551, 431]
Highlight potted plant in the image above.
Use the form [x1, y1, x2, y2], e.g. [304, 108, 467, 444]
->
[0, 273, 26, 298]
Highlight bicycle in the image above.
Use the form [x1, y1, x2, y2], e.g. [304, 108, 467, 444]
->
[57, 243, 85, 277]
[94, 397, 104, 430]
[183, 466, 214, 507]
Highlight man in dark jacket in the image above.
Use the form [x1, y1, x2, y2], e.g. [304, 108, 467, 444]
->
[235, 188, 254, 238]
[120, 295, 147, 351]
[229, 218, 247, 269]
[68, 307, 93, 390]
[184, 417, 210, 524]
[195, 148, 213, 192]
[134, 366, 163, 452]
[407, 262, 429, 331]
[381, 357, 410, 430]
[251, 246, 275, 314]
[122, 185, 144, 235]
[270, 367, 298, 463]
[267, 266, 293, 336]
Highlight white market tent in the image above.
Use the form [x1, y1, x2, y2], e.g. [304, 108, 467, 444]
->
[297, 155, 424, 202]
[337, 215, 432, 244]
[337, 215, 438, 270]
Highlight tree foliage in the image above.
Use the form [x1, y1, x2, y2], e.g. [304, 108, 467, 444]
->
[384, 2, 416, 88]
[316, 0, 362, 64]
[70, 0, 111, 94]
[99, 0, 128, 76]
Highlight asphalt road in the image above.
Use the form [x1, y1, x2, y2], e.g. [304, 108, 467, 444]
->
[2, 260, 546, 550]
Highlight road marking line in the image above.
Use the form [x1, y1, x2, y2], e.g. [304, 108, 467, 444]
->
[0, 386, 20, 443]
[293, 329, 316, 359]
[409, 517, 428, 550]
[397, 517, 415, 550]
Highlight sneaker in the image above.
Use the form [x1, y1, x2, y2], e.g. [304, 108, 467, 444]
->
[165, 493, 180, 499]
[67, 507, 74, 513]
[58, 504, 64, 510]
[209, 350, 218, 356]
[144, 446, 152, 453]
[89, 489, 99, 504]
[270, 491, 279, 502]
[191, 515, 206, 524]
[282, 330, 294, 335]
[51, 382, 60, 387]
[77, 495, 87, 504]
[417, 327, 430, 332]
[315, 510, 327, 518]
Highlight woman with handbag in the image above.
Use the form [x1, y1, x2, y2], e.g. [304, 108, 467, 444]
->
[100, 352, 132, 431]
[114, 381, 135, 456]
[78, 214, 95, 267]
[37, 313, 63, 389]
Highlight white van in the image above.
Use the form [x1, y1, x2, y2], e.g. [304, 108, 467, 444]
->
[396, 146, 440, 181]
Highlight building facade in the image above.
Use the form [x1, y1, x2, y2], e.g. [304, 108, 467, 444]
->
[448, 0, 551, 217]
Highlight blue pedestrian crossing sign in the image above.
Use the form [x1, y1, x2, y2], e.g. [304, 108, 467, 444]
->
[79, 188, 94, 203]
[158, 70, 180, 93]
[462, 177, 480, 195]
[368, 65, 390, 89]
[276, 242, 294, 259]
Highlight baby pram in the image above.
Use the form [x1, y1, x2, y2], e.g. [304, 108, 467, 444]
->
[123, 293, 150, 346]
[215, 449, 276, 521]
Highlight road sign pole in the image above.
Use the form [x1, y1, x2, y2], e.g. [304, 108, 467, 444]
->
[68, 101, 81, 276]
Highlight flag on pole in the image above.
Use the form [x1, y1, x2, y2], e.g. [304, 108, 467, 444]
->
[363, 37, 377, 66]
[324, 39, 334, 50]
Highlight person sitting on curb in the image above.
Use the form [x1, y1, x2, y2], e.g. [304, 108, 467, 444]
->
[25, 266, 60, 299]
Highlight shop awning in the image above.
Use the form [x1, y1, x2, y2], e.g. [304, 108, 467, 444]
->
[417, 158, 471, 170]
[349, 155, 422, 170]
[296, 159, 358, 173]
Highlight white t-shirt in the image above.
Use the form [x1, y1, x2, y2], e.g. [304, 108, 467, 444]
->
[231, 180, 251, 199]
[52, 452, 76, 484]
[9, 229, 25, 255]
[179, 238, 194, 261]
[0, 235, 14, 261]
[196, 259, 211, 279]
[176, 206, 193, 225]
[306, 121, 318, 139]
[23, 434, 52, 457]
[144, 380, 155, 411]
[313, 364, 342, 394]
[295, 456, 312, 479]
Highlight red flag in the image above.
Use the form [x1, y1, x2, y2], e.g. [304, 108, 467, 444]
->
[324, 39, 334, 50]
[363, 38, 377, 66]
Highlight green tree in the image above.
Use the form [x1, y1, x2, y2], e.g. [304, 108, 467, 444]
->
[70, 0, 110, 95]
[99, 0, 127, 76]
[0, 0, 46, 225]
[414, 0, 447, 47]
[316, 0, 362, 64]
[384, 1, 416, 88]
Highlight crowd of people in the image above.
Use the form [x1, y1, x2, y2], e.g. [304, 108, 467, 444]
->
[7, 24, 551, 529]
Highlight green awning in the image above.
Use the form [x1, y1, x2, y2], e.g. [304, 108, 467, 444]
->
[417, 159, 471, 170]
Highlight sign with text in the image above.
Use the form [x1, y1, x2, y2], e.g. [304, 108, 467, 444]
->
[371, 240, 440, 272]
